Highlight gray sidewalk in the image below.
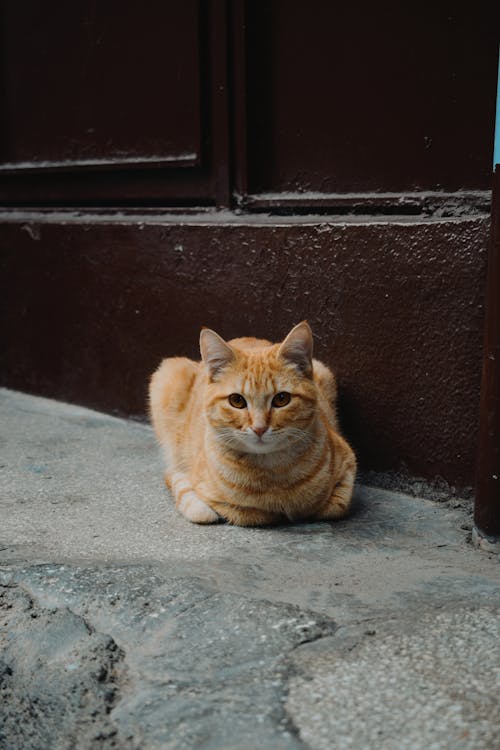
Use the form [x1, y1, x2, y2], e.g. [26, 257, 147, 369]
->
[1, 388, 499, 750]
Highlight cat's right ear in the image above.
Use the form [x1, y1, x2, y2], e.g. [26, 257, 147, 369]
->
[278, 320, 313, 377]
[200, 328, 235, 379]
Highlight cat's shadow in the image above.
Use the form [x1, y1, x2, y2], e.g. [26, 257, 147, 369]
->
[220, 486, 369, 532]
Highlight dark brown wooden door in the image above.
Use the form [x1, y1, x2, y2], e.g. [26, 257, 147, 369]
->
[0, 0, 497, 211]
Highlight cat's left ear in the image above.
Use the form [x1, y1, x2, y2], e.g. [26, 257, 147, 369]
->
[278, 321, 313, 376]
[200, 328, 235, 379]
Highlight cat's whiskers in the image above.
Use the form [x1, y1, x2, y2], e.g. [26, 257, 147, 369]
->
[277, 426, 315, 450]
[214, 428, 241, 449]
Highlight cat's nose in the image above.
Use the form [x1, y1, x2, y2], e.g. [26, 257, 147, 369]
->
[252, 425, 268, 437]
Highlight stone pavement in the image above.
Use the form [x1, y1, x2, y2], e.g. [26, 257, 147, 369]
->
[0, 388, 499, 750]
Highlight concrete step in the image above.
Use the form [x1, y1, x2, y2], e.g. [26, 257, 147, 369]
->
[1, 388, 499, 749]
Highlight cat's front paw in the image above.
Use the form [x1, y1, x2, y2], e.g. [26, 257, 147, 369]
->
[167, 471, 220, 524]
[178, 490, 220, 524]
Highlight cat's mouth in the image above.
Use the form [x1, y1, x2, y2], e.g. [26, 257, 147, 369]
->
[215, 427, 281, 455]
[214, 424, 304, 455]
[239, 428, 295, 455]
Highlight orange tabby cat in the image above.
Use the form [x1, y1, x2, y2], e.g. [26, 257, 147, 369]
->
[149, 321, 356, 526]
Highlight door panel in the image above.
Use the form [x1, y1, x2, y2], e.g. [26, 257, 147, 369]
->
[0, 1, 201, 171]
[244, 0, 499, 197]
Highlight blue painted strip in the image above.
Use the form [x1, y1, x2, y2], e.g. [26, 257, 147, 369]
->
[494, 47, 500, 168]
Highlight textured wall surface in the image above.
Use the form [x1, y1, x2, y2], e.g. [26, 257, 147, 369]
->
[0, 213, 489, 487]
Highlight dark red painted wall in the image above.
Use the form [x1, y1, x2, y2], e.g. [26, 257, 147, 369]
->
[0, 213, 488, 489]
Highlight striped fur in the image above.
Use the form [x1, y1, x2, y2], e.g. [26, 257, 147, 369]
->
[149, 322, 356, 526]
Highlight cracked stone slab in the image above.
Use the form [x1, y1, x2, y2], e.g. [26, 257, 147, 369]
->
[1, 565, 336, 749]
[286, 607, 500, 750]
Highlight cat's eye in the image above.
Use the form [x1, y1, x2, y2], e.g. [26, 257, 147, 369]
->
[228, 393, 247, 409]
[272, 392, 291, 408]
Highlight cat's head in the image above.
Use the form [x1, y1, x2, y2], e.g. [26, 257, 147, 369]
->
[200, 322, 318, 455]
